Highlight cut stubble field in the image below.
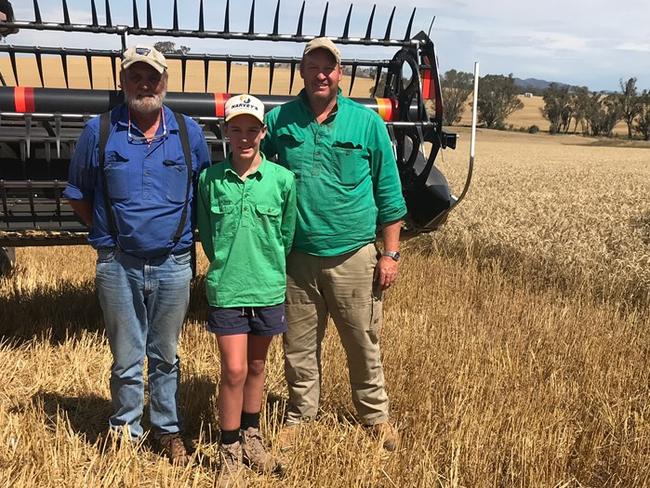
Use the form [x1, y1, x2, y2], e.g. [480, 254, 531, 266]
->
[2, 65, 650, 485]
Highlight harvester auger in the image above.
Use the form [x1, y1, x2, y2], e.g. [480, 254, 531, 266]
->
[0, 0, 474, 269]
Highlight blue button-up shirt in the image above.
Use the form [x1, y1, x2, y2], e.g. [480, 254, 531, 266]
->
[64, 104, 211, 258]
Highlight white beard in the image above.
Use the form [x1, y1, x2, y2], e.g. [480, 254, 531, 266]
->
[126, 89, 166, 115]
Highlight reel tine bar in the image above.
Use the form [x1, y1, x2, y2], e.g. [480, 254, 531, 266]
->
[320, 2, 329, 37]
[248, 0, 255, 35]
[62, 0, 71, 25]
[132, 0, 139, 29]
[32, 0, 42, 23]
[365, 5, 376, 40]
[342, 5, 353, 39]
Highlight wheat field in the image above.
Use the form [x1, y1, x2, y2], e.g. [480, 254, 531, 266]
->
[2, 121, 650, 486]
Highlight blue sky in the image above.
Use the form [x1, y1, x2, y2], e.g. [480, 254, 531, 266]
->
[5, 0, 650, 91]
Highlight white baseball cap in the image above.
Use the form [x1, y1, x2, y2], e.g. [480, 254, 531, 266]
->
[122, 45, 168, 73]
[225, 94, 265, 124]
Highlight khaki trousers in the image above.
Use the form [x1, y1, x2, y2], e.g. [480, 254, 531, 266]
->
[283, 243, 389, 425]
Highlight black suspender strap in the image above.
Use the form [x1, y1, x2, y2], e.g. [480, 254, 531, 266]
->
[172, 111, 193, 244]
[98, 111, 118, 240]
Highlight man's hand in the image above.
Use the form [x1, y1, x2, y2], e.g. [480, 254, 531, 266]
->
[374, 255, 399, 290]
[376, 219, 402, 290]
[68, 199, 93, 227]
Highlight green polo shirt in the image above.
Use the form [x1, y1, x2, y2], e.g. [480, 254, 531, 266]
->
[262, 90, 407, 257]
[197, 155, 297, 307]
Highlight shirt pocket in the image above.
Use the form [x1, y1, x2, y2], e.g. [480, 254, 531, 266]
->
[275, 128, 305, 175]
[332, 141, 370, 186]
[104, 151, 131, 200]
[210, 203, 235, 237]
[254, 204, 281, 236]
[164, 158, 189, 203]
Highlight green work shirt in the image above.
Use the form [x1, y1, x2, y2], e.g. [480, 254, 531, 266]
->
[263, 90, 407, 257]
[197, 155, 297, 307]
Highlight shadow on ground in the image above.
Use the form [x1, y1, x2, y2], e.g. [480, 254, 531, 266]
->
[39, 391, 113, 445]
[0, 274, 210, 346]
[36, 374, 221, 446]
[0, 278, 102, 344]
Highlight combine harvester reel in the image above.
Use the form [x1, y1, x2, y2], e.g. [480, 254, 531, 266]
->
[0, 0, 475, 269]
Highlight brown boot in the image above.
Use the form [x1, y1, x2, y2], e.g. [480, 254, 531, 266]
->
[241, 427, 281, 473]
[368, 422, 400, 451]
[218, 440, 244, 482]
[158, 433, 191, 465]
[275, 423, 301, 452]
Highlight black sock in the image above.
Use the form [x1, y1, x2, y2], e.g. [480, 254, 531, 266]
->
[241, 411, 260, 430]
[220, 428, 241, 445]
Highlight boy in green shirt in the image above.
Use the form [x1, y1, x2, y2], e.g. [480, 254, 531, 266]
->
[197, 94, 296, 477]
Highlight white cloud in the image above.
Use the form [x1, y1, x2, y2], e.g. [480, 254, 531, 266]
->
[527, 32, 588, 52]
[617, 42, 650, 53]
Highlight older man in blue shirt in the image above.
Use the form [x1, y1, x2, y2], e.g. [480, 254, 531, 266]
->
[64, 45, 210, 464]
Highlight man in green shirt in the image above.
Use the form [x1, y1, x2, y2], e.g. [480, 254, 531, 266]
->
[197, 94, 296, 478]
[263, 38, 407, 451]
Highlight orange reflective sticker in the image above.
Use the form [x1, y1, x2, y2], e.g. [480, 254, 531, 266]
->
[214, 92, 231, 117]
[375, 97, 393, 121]
[15, 87, 35, 113]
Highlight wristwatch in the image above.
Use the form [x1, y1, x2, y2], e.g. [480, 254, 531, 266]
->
[382, 251, 401, 262]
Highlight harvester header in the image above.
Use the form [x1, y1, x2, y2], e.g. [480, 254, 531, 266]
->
[0, 0, 472, 252]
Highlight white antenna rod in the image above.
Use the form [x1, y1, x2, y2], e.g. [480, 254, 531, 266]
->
[449, 61, 479, 208]
[470, 61, 479, 160]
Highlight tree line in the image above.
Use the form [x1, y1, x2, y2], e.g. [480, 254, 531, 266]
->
[541, 78, 650, 140]
[440, 70, 650, 140]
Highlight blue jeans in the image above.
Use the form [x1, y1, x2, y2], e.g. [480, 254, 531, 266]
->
[95, 247, 192, 439]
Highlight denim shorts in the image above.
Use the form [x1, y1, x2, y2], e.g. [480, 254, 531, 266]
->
[207, 303, 287, 336]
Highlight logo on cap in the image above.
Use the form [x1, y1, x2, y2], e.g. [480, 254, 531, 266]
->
[135, 47, 151, 56]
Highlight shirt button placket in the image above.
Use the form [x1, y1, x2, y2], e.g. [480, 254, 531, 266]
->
[240, 181, 248, 228]
[312, 128, 323, 176]
[143, 145, 152, 200]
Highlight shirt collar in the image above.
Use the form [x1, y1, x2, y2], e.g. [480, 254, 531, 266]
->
[223, 153, 268, 181]
[114, 103, 178, 138]
[298, 88, 342, 124]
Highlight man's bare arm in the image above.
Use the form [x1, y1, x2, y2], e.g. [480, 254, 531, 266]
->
[375, 220, 402, 290]
[68, 199, 93, 227]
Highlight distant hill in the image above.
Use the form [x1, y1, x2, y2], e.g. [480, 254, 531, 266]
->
[514, 77, 574, 95]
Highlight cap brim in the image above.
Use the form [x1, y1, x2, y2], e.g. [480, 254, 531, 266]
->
[225, 111, 265, 124]
[122, 58, 166, 74]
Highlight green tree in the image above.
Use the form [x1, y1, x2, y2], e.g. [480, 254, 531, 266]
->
[153, 41, 191, 55]
[542, 83, 572, 134]
[477, 74, 523, 129]
[440, 69, 473, 126]
[618, 77, 642, 139]
[570, 86, 591, 134]
[634, 90, 650, 141]
[584, 93, 622, 137]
